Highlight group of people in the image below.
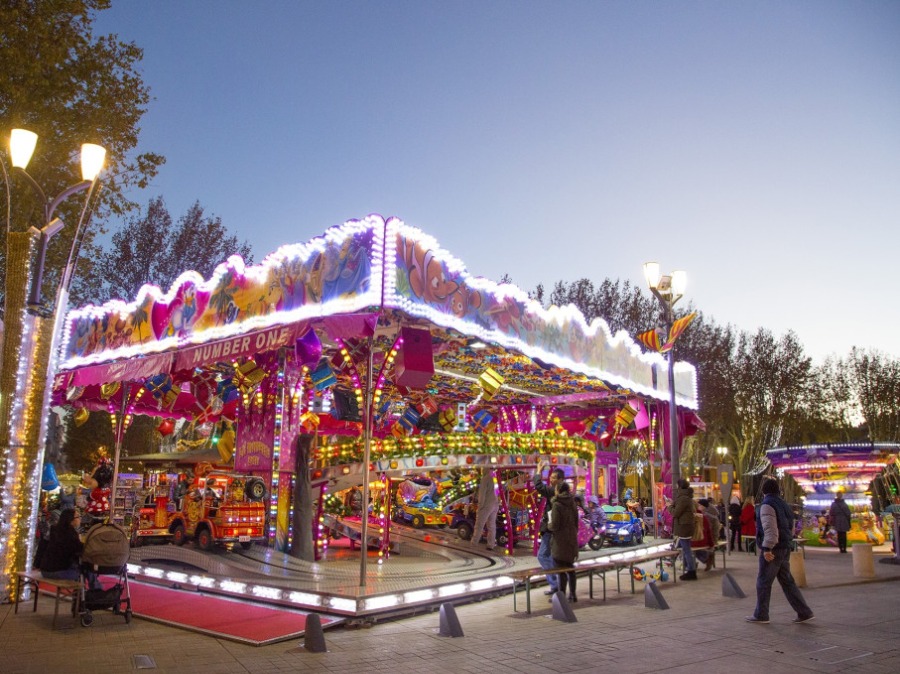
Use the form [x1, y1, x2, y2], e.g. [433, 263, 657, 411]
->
[669, 478, 723, 580]
[532, 460, 581, 602]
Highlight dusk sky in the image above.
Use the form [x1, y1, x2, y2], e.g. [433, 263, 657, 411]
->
[93, 1, 900, 363]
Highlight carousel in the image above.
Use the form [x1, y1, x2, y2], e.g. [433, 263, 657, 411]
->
[49, 215, 701, 617]
[767, 443, 900, 547]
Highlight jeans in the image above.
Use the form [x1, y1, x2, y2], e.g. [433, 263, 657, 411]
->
[678, 536, 696, 572]
[753, 547, 812, 620]
[471, 502, 499, 548]
[41, 568, 80, 582]
[42, 566, 101, 589]
[729, 524, 742, 551]
[538, 532, 558, 591]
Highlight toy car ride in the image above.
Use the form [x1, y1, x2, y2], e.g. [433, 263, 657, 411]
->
[601, 505, 644, 546]
[167, 472, 267, 550]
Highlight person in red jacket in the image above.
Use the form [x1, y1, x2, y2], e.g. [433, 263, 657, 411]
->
[740, 496, 757, 551]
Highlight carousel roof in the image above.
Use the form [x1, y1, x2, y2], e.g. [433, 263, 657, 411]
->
[52, 216, 699, 439]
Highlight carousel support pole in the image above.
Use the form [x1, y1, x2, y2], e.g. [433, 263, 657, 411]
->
[496, 469, 514, 555]
[108, 382, 131, 525]
[359, 334, 375, 588]
[649, 450, 658, 538]
[382, 476, 392, 558]
[314, 482, 327, 561]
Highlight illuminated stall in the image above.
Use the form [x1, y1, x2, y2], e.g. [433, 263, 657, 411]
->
[767, 443, 900, 545]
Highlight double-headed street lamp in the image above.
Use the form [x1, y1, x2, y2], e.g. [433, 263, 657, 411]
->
[643, 262, 687, 493]
[0, 129, 105, 598]
[9, 128, 106, 312]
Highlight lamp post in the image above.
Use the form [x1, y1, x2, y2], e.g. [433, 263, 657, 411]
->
[0, 128, 105, 600]
[643, 262, 686, 496]
[716, 446, 728, 462]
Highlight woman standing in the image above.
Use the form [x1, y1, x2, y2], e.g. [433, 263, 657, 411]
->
[740, 496, 757, 551]
[728, 495, 743, 551]
[548, 481, 580, 602]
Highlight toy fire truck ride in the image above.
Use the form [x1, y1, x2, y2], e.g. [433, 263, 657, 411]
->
[132, 472, 266, 550]
[131, 477, 176, 547]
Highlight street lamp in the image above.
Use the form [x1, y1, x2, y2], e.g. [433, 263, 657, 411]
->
[716, 446, 728, 462]
[10, 128, 106, 312]
[643, 261, 687, 492]
[0, 128, 105, 598]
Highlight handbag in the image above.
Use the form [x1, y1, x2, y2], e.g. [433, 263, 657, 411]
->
[691, 513, 705, 542]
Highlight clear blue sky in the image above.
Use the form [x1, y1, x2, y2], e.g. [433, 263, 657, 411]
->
[93, 1, 900, 362]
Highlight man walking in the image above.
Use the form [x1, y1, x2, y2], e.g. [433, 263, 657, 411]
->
[829, 491, 852, 553]
[534, 460, 564, 597]
[746, 477, 814, 624]
[470, 467, 499, 550]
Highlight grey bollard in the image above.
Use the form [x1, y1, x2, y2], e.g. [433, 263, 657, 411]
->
[790, 550, 807, 587]
[722, 572, 747, 598]
[438, 603, 465, 637]
[551, 592, 578, 622]
[852, 543, 875, 578]
[303, 613, 328, 653]
[644, 581, 669, 610]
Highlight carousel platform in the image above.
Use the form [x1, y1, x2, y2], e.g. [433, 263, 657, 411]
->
[126, 524, 674, 621]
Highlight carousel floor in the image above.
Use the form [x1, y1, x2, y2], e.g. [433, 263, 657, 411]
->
[127, 520, 669, 619]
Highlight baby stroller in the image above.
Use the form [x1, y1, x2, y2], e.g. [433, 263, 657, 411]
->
[79, 521, 133, 626]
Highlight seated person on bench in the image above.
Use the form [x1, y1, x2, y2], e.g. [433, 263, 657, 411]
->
[693, 499, 721, 571]
[38, 509, 100, 589]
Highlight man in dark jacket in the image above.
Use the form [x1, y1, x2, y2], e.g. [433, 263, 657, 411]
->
[534, 460, 564, 596]
[829, 492, 852, 553]
[669, 478, 698, 580]
[746, 477, 814, 624]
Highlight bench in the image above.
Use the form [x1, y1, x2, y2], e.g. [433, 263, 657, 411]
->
[741, 535, 757, 553]
[510, 562, 618, 614]
[692, 541, 728, 571]
[14, 570, 82, 629]
[511, 547, 686, 614]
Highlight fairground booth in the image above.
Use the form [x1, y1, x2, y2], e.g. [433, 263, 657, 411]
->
[50, 215, 701, 616]
[767, 442, 900, 547]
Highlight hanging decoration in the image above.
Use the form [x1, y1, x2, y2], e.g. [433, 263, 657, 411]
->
[99, 381, 120, 400]
[157, 418, 176, 436]
[300, 411, 320, 432]
[145, 374, 181, 408]
[232, 358, 267, 395]
[73, 407, 90, 427]
[217, 422, 236, 463]
[614, 403, 638, 435]
[478, 367, 504, 401]
[438, 407, 458, 432]
[472, 409, 494, 433]
[637, 312, 698, 353]
[311, 360, 337, 391]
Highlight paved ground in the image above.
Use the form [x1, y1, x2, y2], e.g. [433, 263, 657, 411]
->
[3, 544, 899, 674]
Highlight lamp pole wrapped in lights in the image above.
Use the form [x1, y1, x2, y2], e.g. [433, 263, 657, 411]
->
[0, 129, 105, 599]
[643, 262, 687, 494]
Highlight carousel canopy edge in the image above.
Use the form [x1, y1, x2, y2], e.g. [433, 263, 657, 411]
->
[58, 215, 698, 408]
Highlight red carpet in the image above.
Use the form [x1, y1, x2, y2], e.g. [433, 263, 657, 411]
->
[127, 580, 340, 645]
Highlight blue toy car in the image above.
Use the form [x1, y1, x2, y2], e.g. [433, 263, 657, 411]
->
[601, 505, 644, 545]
